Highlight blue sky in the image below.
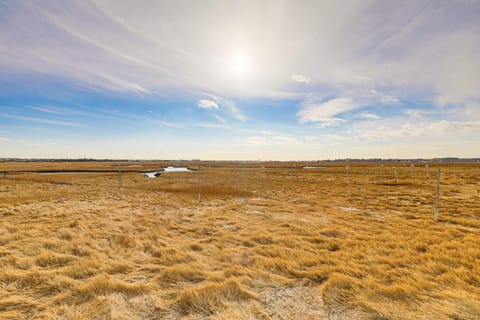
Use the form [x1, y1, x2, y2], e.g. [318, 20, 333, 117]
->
[1, 0, 479, 160]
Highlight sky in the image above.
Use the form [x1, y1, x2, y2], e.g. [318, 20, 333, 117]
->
[0, 0, 479, 160]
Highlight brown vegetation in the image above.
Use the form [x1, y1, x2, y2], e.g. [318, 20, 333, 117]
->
[0, 161, 479, 319]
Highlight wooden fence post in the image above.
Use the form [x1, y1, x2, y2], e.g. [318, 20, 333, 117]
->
[434, 168, 441, 223]
[361, 169, 366, 194]
[393, 166, 398, 184]
[117, 164, 123, 188]
[198, 165, 202, 203]
[381, 163, 384, 184]
[411, 163, 415, 183]
[346, 163, 350, 196]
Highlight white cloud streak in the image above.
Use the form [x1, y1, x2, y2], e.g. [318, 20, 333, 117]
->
[213, 114, 226, 124]
[328, 119, 480, 143]
[291, 74, 311, 84]
[198, 99, 218, 109]
[239, 134, 303, 147]
[27, 105, 64, 115]
[361, 113, 380, 120]
[0, 114, 83, 127]
[297, 97, 359, 124]
[199, 93, 246, 121]
[381, 96, 400, 104]
[1, 1, 479, 159]
[1, 0, 478, 108]
[404, 109, 422, 118]
[240, 136, 270, 147]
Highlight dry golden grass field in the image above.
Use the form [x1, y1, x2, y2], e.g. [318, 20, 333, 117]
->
[0, 161, 479, 319]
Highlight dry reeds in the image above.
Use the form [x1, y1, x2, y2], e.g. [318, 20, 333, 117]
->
[0, 161, 479, 319]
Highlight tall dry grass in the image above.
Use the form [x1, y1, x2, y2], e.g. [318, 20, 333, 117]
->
[0, 161, 479, 319]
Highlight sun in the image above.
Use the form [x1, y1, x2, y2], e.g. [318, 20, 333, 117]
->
[229, 50, 251, 77]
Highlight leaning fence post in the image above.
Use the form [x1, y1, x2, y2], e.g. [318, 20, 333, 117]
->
[117, 164, 123, 188]
[434, 168, 441, 223]
[393, 166, 398, 184]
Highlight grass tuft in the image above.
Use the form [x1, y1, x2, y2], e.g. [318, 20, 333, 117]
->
[55, 274, 148, 304]
[177, 278, 259, 314]
[35, 253, 74, 268]
[160, 263, 205, 283]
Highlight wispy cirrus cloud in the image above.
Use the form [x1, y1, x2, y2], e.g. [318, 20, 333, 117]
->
[239, 136, 271, 147]
[361, 113, 380, 120]
[323, 134, 349, 142]
[0, 114, 84, 127]
[1, 1, 479, 159]
[362, 120, 480, 141]
[291, 74, 311, 84]
[297, 97, 359, 124]
[381, 96, 400, 104]
[239, 135, 302, 147]
[199, 93, 246, 121]
[27, 105, 64, 115]
[329, 119, 480, 143]
[212, 114, 226, 124]
[2, 0, 478, 107]
[198, 99, 218, 109]
[404, 109, 423, 118]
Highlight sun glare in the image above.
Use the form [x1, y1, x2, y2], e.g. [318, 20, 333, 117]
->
[229, 50, 251, 77]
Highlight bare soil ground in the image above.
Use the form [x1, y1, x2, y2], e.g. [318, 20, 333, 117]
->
[0, 161, 479, 319]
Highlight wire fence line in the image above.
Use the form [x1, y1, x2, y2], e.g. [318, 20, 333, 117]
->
[0, 164, 448, 191]
[2, 163, 479, 224]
